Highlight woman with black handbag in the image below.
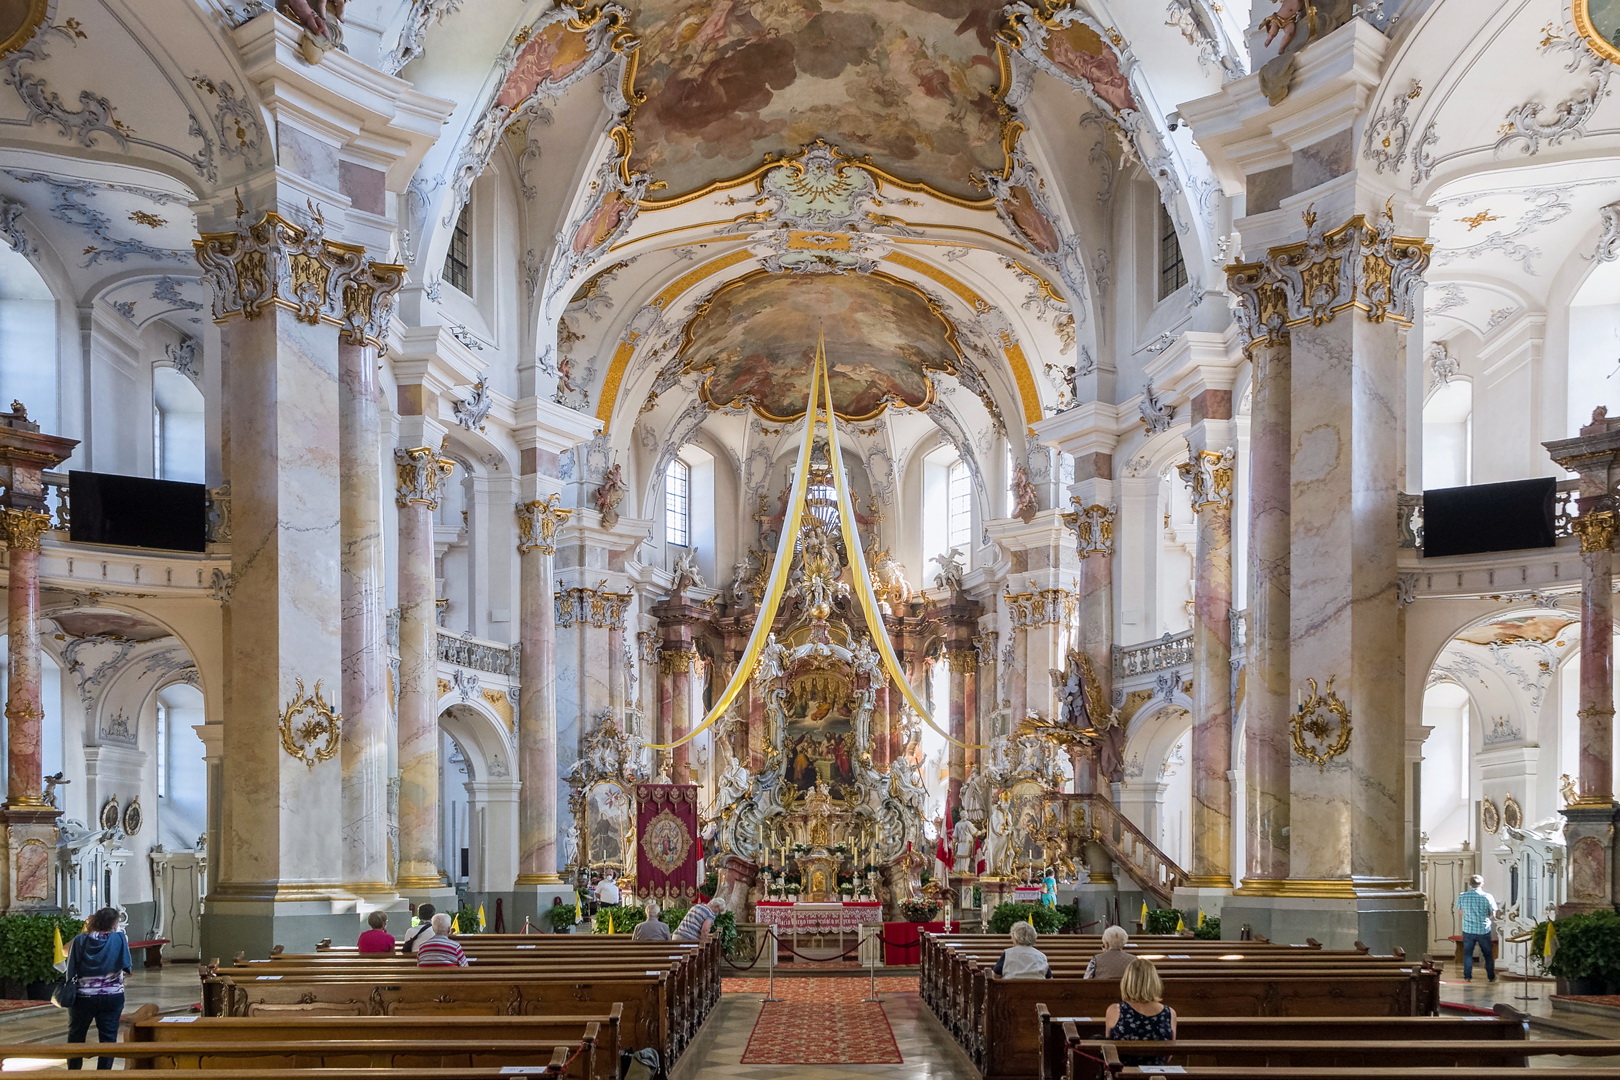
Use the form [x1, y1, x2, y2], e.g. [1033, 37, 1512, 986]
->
[62, 908, 131, 1070]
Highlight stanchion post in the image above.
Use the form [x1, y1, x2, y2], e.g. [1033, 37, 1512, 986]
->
[1516, 938, 1539, 1003]
[764, 926, 782, 1002]
[862, 924, 880, 1003]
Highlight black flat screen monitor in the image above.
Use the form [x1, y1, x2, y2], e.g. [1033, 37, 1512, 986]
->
[68, 470, 207, 552]
[1422, 477, 1557, 557]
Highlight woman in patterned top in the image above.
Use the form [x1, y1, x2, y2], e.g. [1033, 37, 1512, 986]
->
[64, 907, 132, 1070]
[414, 912, 469, 967]
[1104, 958, 1176, 1066]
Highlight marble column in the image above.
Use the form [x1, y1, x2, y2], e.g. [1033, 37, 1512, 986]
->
[2, 510, 50, 810]
[662, 650, 697, 782]
[1545, 410, 1620, 911]
[516, 495, 569, 885]
[338, 339, 392, 897]
[394, 445, 453, 892]
[1181, 399, 1236, 889]
[1240, 340, 1293, 889]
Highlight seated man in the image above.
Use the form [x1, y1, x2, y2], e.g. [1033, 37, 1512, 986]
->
[1085, 924, 1132, 979]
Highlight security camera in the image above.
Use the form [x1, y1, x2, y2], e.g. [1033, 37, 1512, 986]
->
[1166, 111, 1184, 132]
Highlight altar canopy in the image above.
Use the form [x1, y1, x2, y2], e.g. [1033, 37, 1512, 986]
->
[636, 784, 700, 901]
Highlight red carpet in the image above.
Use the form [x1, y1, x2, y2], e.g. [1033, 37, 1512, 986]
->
[740, 1000, 902, 1064]
[0, 1000, 49, 1013]
[723, 976, 917, 1000]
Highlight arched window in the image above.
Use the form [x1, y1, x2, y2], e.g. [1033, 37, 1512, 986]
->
[444, 201, 472, 295]
[665, 458, 690, 547]
[947, 459, 971, 549]
[153, 366, 205, 484]
[1422, 379, 1472, 490]
[1158, 203, 1187, 299]
[0, 243, 57, 431]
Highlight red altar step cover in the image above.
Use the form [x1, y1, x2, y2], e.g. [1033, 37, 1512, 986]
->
[882, 920, 959, 966]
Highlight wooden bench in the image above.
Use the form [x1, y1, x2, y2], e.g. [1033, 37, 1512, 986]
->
[127, 1006, 620, 1080]
[1088, 1038, 1620, 1079]
[205, 971, 681, 1066]
[1036, 1005, 1527, 1080]
[130, 937, 169, 969]
[1114, 1068, 1620, 1080]
[0, 1039, 589, 1076]
[968, 972, 1436, 1080]
[0, 1066, 572, 1079]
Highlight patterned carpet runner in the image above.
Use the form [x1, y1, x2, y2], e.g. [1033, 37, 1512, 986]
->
[723, 976, 917, 1000]
[740, 1000, 903, 1064]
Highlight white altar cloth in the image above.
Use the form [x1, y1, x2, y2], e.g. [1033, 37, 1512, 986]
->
[754, 901, 884, 935]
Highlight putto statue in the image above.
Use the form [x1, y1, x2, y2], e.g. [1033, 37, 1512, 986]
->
[671, 549, 705, 593]
[594, 463, 626, 528]
[277, 0, 346, 63]
[931, 548, 966, 593]
[1011, 463, 1039, 523]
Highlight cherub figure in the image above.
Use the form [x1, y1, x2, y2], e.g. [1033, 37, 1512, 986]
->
[1260, 0, 1307, 51]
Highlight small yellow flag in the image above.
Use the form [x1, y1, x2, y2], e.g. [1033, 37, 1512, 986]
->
[1140, 901, 1149, 925]
[1175, 913, 1186, 933]
[51, 925, 66, 973]
[575, 893, 583, 925]
[607, 912, 615, 935]
[1544, 922, 1558, 959]
[477, 904, 487, 931]
[1198, 909, 1206, 928]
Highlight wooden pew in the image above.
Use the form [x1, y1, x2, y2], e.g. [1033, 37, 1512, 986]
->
[0, 1067, 572, 1079]
[1086, 1039, 1620, 1080]
[1113, 1067, 1620, 1080]
[0, 1039, 589, 1076]
[206, 971, 680, 1066]
[972, 972, 1434, 1080]
[127, 1006, 620, 1080]
[1035, 1006, 1527, 1080]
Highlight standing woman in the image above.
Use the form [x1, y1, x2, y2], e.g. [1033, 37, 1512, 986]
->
[64, 907, 132, 1070]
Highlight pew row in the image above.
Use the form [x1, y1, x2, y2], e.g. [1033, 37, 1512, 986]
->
[1084, 1039, 1620, 1080]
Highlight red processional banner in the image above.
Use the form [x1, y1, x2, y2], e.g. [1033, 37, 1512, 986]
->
[635, 784, 700, 901]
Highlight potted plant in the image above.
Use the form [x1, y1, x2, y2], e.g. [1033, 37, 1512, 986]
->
[901, 899, 941, 924]
[1534, 912, 1620, 994]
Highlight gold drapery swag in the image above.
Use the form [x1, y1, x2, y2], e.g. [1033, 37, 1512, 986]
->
[647, 338, 983, 751]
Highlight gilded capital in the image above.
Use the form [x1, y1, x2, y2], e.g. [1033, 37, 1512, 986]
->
[194, 208, 401, 346]
[1178, 447, 1235, 514]
[660, 648, 699, 675]
[1227, 205, 1430, 352]
[1061, 498, 1115, 557]
[394, 446, 455, 509]
[517, 494, 572, 556]
[0, 508, 51, 551]
[945, 648, 978, 674]
[1574, 510, 1618, 554]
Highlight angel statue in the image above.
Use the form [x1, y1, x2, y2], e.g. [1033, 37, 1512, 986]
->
[671, 549, 705, 593]
[850, 636, 882, 685]
[277, 0, 346, 63]
[593, 464, 626, 529]
[931, 548, 966, 592]
[717, 742, 751, 811]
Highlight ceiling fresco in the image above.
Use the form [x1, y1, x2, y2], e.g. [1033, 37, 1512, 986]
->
[682, 271, 959, 423]
[622, 0, 1012, 203]
[1453, 614, 1576, 647]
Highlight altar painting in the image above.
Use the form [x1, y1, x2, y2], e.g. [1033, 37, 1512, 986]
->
[585, 779, 632, 868]
[781, 674, 859, 799]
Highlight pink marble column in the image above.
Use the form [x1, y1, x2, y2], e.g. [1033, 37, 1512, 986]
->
[395, 447, 452, 892]
[2, 511, 49, 808]
[1183, 397, 1236, 889]
[516, 496, 567, 884]
[666, 655, 694, 782]
[1576, 518, 1616, 805]
[337, 340, 390, 894]
[1243, 341, 1292, 887]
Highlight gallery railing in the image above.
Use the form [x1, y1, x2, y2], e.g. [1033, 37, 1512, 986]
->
[437, 630, 520, 677]
[1398, 479, 1581, 550]
[1073, 794, 1186, 910]
[1113, 631, 1193, 680]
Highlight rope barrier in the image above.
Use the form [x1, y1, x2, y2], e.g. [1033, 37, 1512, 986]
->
[720, 930, 775, 971]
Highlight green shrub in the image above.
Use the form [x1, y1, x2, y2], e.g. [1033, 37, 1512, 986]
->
[592, 904, 647, 934]
[1192, 915, 1222, 940]
[0, 914, 84, 986]
[713, 910, 740, 957]
[1144, 908, 1183, 934]
[453, 906, 480, 934]
[988, 902, 1068, 935]
[1533, 911, 1620, 982]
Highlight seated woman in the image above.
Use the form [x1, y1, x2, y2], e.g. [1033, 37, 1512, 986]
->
[1084, 924, 1132, 979]
[414, 912, 469, 967]
[357, 911, 395, 954]
[631, 901, 671, 941]
[992, 920, 1052, 979]
[1104, 958, 1176, 1065]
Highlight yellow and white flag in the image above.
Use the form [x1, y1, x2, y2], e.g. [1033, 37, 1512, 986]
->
[1139, 901, 1148, 926]
[52, 925, 66, 974]
[477, 904, 487, 931]
[1544, 921, 1558, 959]
[1175, 913, 1185, 933]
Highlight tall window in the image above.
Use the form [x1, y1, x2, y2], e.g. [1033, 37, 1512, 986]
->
[665, 458, 690, 546]
[1158, 202, 1187, 299]
[444, 202, 472, 294]
[947, 459, 972, 550]
[155, 701, 168, 798]
[153, 366, 205, 484]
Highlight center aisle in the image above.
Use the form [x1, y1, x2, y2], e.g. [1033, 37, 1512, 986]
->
[674, 976, 978, 1080]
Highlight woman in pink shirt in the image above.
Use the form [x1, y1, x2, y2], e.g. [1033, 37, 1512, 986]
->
[357, 911, 396, 953]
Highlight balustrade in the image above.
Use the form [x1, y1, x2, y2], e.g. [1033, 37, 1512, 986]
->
[437, 630, 520, 677]
[1113, 631, 1194, 679]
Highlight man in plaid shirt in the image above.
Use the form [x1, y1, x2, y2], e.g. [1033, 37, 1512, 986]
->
[1456, 874, 1498, 982]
